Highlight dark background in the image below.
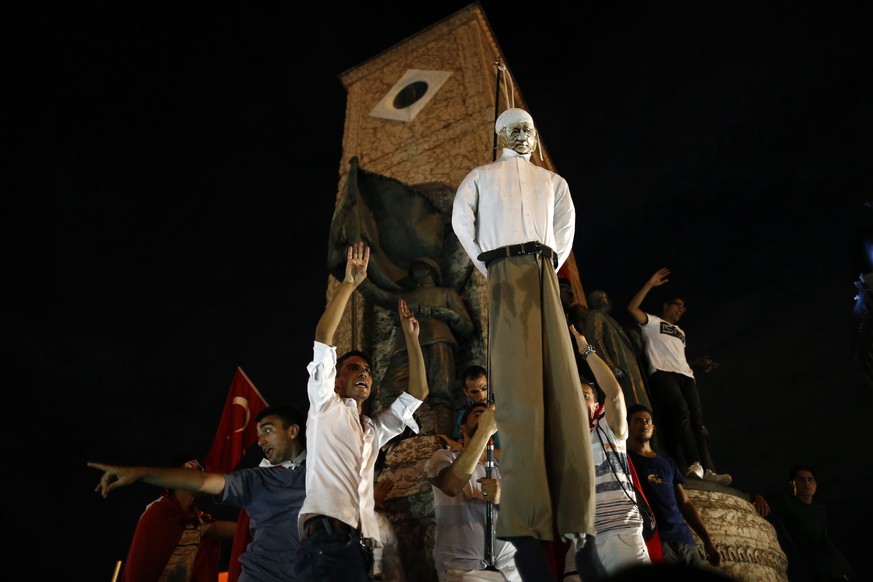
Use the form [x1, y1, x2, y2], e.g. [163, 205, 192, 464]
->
[13, 1, 873, 578]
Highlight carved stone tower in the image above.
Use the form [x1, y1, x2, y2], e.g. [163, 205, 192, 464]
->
[325, 3, 583, 436]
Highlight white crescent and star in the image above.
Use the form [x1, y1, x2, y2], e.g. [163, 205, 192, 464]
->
[231, 396, 251, 434]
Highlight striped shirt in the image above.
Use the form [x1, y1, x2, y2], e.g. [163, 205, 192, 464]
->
[590, 416, 643, 534]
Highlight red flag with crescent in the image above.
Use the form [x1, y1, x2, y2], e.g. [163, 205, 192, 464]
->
[205, 367, 268, 582]
[204, 367, 268, 473]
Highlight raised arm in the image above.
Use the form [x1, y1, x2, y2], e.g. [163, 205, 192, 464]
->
[627, 267, 670, 325]
[572, 325, 626, 439]
[87, 462, 227, 498]
[398, 298, 428, 402]
[315, 242, 369, 345]
[431, 404, 497, 497]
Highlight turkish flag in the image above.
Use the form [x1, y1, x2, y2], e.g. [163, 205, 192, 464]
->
[204, 367, 268, 473]
[204, 367, 268, 582]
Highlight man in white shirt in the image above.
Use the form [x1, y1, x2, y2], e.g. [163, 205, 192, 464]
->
[452, 108, 603, 580]
[428, 402, 519, 581]
[296, 242, 429, 582]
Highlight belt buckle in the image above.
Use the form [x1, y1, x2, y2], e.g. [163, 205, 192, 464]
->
[518, 242, 538, 256]
[530, 241, 542, 253]
[305, 516, 339, 539]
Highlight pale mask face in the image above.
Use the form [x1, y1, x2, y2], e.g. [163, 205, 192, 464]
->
[497, 121, 538, 154]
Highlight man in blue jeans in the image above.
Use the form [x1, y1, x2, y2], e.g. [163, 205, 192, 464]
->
[296, 242, 429, 581]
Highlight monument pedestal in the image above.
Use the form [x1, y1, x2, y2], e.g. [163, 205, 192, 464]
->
[685, 482, 788, 582]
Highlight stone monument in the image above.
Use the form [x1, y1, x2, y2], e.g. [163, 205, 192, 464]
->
[322, 4, 788, 581]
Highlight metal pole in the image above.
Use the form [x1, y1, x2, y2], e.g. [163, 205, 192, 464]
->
[492, 61, 505, 162]
[484, 433, 497, 569]
[483, 60, 503, 571]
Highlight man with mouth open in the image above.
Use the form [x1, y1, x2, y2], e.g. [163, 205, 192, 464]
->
[88, 403, 308, 581]
[296, 242, 429, 582]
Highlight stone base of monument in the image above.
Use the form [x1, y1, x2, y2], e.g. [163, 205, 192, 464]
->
[684, 480, 788, 581]
[377, 435, 443, 582]
[377, 435, 788, 582]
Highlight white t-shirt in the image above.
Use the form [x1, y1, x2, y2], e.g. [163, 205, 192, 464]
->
[639, 313, 695, 378]
[426, 448, 520, 580]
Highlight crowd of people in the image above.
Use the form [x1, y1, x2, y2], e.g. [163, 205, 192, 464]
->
[88, 108, 855, 581]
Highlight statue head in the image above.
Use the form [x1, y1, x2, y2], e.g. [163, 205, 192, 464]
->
[409, 257, 442, 286]
[587, 290, 612, 313]
[495, 108, 537, 155]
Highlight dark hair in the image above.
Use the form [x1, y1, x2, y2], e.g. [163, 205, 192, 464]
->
[661, 294, 688, 311]
[337, 349, 371, 371]
[460, 402, 488, 426]
[579, 376, 603, 403]
[627, 403, 654, 420]
[663, 293, 686, 303]
[255, 404, 306, 446]
[462, 365, 487, 382]
[788, 464, 815, 481]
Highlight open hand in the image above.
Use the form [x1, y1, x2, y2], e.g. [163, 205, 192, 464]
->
[569, 324, 589, 354]
[344, 242, 370, 286]
[398, 299, 420, 338]
[648, 267, 670, 287]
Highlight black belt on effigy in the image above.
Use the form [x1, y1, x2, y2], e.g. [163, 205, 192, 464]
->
[478, 241, 558, 269]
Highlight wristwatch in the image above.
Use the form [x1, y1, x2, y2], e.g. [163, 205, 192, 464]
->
[581, 344, 596, 360]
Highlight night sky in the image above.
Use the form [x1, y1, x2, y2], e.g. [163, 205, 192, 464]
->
[15, 1, 873, 577]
